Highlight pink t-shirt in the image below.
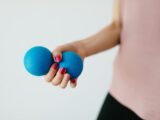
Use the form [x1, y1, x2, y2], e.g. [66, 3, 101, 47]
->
[110, 0, 160, 119]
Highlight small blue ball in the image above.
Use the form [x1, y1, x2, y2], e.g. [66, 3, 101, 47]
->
[59, 51, 83, 79]
[24, 46, 54, 76]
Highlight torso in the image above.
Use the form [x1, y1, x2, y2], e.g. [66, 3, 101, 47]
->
[110, 0, 160, 119]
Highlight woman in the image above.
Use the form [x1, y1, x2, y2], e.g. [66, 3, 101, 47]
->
[45, 0, 160, 119]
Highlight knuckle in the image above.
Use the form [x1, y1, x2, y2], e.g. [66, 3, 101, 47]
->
[64, 74, 70, 80]
[65, 73, 70, 77]
[52, 80, 59, 86]
[44, 76, 50, 81]
[60, 84, 66, 89]
[53, 46, 62, 53]
[52, 82, 59, 86]
[52, 77, 62, 86]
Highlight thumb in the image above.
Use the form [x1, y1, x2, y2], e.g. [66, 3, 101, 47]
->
[52, 47, 63, 63]
[52, 43, 77, 63]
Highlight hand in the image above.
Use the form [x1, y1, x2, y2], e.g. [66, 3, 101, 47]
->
[44, 41, 86, 89]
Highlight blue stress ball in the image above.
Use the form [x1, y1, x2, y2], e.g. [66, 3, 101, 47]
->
[59, 51, 83, 79]
[24, 46, 83, 79]
[24, 46, 54, 76]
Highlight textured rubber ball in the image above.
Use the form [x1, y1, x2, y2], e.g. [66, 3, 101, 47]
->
[59, 51, 83, 79]
[24, 46, 54, 76]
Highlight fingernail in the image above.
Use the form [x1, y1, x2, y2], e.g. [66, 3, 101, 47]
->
[51, 63, 58, 70]
[60, 68, 66, 74]
[71, 79, 76, 84]
[55, 55, 61, 62]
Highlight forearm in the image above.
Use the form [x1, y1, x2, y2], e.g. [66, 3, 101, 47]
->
[79, 22, 121, 57]
[72, 0, 121, 58]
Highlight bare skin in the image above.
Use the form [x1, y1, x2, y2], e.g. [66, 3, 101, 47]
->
[45, 0, 122, 89]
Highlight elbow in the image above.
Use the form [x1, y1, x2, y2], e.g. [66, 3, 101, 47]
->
[110, 21, 122, 45]
[110, 20, 122, 32]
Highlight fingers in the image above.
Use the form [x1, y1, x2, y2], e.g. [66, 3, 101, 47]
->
[45, 66, 77, 89]
[59, 73, 70, 89]
[70, 78, 77, 88]
[51, 67, 66, 85]
[50, 70, 77, 89]
[44, 63, 58, 82]
[45, 44, 79, 89]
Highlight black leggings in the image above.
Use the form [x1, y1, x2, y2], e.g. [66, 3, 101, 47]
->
[97, 93, 143, 120]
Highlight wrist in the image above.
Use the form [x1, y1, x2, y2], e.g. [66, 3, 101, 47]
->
[72, 40, 87, 60]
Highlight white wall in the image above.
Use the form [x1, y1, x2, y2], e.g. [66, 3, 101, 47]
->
[0, 0, 118, 120]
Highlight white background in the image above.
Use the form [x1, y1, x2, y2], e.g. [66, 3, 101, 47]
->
[0, 0, 118, 120]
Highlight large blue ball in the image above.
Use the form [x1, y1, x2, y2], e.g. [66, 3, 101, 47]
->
[24, 46, 54, 76]
[59, 51, 83, 79]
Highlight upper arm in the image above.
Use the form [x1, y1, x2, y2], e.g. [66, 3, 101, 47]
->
[112, 0, 122, 28]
